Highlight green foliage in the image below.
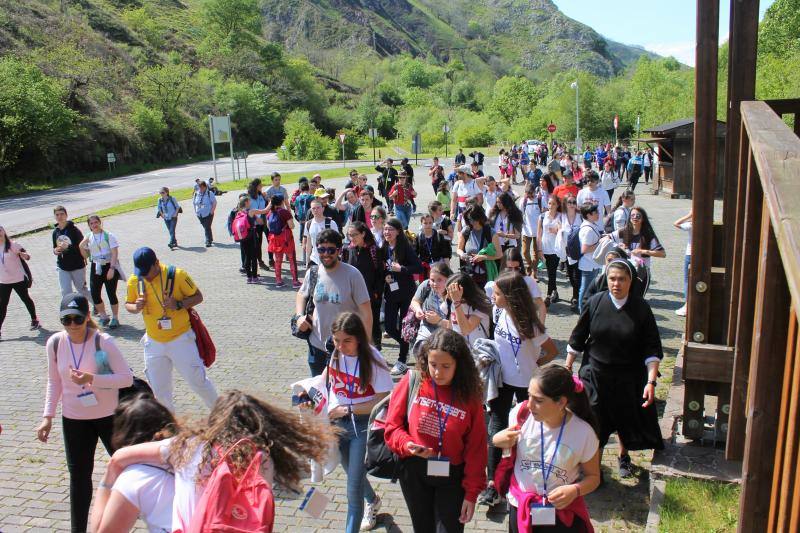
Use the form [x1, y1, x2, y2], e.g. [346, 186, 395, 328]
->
[201, 0, 261, 40]
[121, 6, 166, 48]
[130, 101, 167, 143]
[398, 58, 442, 89]
[279, 110, 333, 160]
[758, 0, 800, 58]
[488, 76, 542, 125]
[0, 58, 77, 174]
[134, 63, 194, 123]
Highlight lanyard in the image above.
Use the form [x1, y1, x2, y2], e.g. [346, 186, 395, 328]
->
[431, 381, 451, 457]
[386, 246, 394, 271]
[503, 315, 522, 373]
[68, 329, 90, 371]
[424, 235, 433, 258]
[341, 357, 360, 435]
[149, 269, 169, 317]
[539, 415, 567, 501]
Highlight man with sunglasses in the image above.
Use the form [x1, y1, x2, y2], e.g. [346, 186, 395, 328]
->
[124, 247, 218, 412]
[294, 229, 372, 376]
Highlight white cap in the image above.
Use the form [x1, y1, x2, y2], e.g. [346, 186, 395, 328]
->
[458, 165, 471, 173]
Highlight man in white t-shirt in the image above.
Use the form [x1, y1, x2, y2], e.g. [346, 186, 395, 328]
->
[576, 171, 611, 216]
[577, 203, 604, 313]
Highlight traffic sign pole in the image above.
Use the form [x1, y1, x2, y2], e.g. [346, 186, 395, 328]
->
[339, 133, 346, 168]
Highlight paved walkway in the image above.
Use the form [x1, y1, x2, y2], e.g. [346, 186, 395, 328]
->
[0, 165, 690, 532]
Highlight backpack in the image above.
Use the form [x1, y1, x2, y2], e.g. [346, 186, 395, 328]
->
[165, 266, 216, 367]
[400, 283, 432, 343]
[493, 400, 530, 495]
[231, 211, 251, 242]
[565, 225, 583, 262]
[295, 194, 312, 222]
[188, 439, 274, 533]
[267, 210, 284, 236]
[290, 265, 319, 340]
[365, 370, 422, 481]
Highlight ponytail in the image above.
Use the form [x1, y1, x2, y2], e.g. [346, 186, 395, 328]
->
[533, 364, 599, 438]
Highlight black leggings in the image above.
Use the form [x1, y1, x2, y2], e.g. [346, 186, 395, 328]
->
[0, 280, 36, 329]
[399, 457, 466, 533]
[508, 504, 587, 532]
[566, 261, 581, 301]
[254, 224, 265, 264]
[384, 295, 411, 362]
[371, 297, 383, 350]
[544, 253, 560, 297]
[62, 415, 115, 533]
[89, 263, 119, 306]
[241, 235, 257, 277]
[488, 384, 528, 479]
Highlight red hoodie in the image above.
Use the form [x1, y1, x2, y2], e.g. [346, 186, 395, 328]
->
[384, 373, 487, 502]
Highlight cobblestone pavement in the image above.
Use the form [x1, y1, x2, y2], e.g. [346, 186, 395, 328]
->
[0, 165, 690, 532]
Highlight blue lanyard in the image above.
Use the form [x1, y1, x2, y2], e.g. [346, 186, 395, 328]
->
[503, 315, 522, 373]
[341, 356, 360, 406]
[68, 329, 90, 371]
[431, 381, 451, 456]
[540, 415, 567, 502]
[424, 236, 433, 257]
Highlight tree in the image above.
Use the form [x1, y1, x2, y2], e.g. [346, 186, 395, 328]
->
[488, 76, 542, 125]
[0, 58, 77, 176]
[202, 0, 261, 40]
[134, 63, 194, 123]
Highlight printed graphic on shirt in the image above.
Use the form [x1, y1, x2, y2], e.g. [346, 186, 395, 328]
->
[517, 439, 579, 487]
[314, 281, 342, 305]
[413, 395, 467, 439]
[327, 365, 375, 401]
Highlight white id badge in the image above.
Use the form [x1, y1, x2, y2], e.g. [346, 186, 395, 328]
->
[77, 391, 98, 407]
[157, 318, 172, 330]
[529, 503, 556, 525]
[299, 487, 330, 518]
[426, 457, 450, 477]
[389, 282, 399, 292]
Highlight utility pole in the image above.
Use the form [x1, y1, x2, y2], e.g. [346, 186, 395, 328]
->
[570, 81, 581, 151]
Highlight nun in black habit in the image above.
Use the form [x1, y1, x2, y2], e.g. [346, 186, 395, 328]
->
[565, 258, 664, 478]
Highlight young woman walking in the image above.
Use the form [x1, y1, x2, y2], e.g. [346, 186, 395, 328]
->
[611, 206, 665, 294]
[382, 218, 423, 375]
[442, 272, 492, 347]
[493, 364, 601, 532]
[37, 293, 133, 533]
[409, 262, 453, 355]
[79, 215, 123, 328]
[385, 328, 488, 533]
[0, 226, 39, 337]
[560, 193, 583, 311]
[265, 194, 299, 288]
[322, 312, 393, 532]
[490, 192, 523, 253]
[346, 221, 386, 349]
[478, 271, 558, 508]
[537, 195, 562, 306]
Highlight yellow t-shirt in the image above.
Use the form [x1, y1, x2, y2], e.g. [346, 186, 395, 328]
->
[126, 264, 197, 342]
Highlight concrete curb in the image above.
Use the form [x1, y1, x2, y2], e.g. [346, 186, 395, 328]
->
[646, 478, 667, 533]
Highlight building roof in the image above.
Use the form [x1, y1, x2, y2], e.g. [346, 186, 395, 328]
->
[644, 118, 726, 134]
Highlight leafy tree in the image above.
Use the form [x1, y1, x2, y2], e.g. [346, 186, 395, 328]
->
[488, 76, 542, 125]
[130, 100, 167, 143]
[134, 63, 194, 123]
[279, 109, 332, 160]
[0, 58, 77, 176]
[202, 0, 261, 40]
[758, 0, 800, 58]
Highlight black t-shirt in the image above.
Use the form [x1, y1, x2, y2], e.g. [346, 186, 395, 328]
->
[52, 221, 86, 271]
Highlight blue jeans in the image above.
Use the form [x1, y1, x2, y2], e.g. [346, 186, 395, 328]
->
[163, 218, 177, 246]
[336, 414, 376, 533]
[683, 254, 691, 300]
[394, 204, 412, 229]
[307, 341, 330, 376]
[578, 268, 599, 313]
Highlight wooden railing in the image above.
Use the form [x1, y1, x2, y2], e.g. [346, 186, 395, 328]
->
[728, 100, 800, 532]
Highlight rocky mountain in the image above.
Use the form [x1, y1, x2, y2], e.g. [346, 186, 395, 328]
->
[260, 0, 657, 79]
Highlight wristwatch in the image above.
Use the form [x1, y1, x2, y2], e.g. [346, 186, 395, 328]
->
[648, 380, 657, 386]
[176, 301, 184, 310]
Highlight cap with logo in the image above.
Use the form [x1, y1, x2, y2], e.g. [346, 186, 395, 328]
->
[60, 292, 89, 318]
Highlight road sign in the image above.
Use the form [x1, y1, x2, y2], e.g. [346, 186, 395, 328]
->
[547, 124, 557, 133]
[339, 133, 346, 143]
[106, 152, 116, 163]
[368, 128, 378, 140]
[613, 115, 619, 130]
[443, 124, 450, 133]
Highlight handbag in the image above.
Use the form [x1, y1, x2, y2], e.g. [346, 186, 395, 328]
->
[291, 265, 318, 340]
[400, 308, 421, 344]
[165, 266, 216, 367]
[20, 252, 32, 289]
[592, 235, 616, 264]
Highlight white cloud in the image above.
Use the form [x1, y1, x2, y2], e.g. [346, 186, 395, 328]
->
[644, 41, 697, 66]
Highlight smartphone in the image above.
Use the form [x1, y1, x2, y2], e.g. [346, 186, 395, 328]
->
[292, 393, 310, 406]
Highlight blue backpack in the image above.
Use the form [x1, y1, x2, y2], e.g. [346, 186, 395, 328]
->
[267, 211, 284, 235]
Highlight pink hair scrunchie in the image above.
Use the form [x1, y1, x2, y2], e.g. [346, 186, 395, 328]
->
[572, 375, 585, 393]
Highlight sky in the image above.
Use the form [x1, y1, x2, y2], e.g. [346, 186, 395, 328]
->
[553, 0, 776, 66]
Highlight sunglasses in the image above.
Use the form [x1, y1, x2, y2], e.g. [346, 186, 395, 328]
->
[567, 201, 577, 205]
[316, 246, 339, 256]
[370, 214, 381, 220]
[630, 213, 642, 219]
[61, 315, 86, 326]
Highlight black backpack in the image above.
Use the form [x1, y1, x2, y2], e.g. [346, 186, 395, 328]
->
[566, 225, 583, 262]
[365, 370, 422, 480]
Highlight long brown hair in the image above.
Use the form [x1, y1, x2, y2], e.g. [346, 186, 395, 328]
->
[112, 393, 177, 450]
[329, 312, 388, 388]
[494, 271, 544, 339]
[533, 364, 599, 437]
[416, 328, 483, 405]
[168, 391, 335, 490]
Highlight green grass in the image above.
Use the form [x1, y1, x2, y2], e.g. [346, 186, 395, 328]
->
[659, 478, 740, 533]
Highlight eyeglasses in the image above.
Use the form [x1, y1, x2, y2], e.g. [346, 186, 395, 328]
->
[370, 214, 381, 220]
[630, 213, 642, 220]
[567, 201, 577, 205]
[61, 315, 86, 326]
[316, 246, 339, 256]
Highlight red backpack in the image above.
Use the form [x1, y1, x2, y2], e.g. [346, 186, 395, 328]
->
[232, 211, 251, 242]
[188, 439, 274, 533]
[166, 266, 216, 367]
[493, 400, 530, 496]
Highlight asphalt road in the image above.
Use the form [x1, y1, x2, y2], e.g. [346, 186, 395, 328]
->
[2, 152, 407, 236]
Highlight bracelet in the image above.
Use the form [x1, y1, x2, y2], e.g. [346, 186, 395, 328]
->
[648, 380, 657, 386]
[574, 484, 581, 497]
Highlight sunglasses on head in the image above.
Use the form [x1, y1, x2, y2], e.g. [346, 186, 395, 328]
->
[61, 315, 86, 326]
[316, 246, 339, 256]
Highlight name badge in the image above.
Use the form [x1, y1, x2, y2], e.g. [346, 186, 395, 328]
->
[427, 456, 450, 477]
[157, 318, 173, 330]
[77, 391, 98, 407]
[529, 503, 556, 525]
[299, 487, 330, 518]
[389, 282, 399, 292]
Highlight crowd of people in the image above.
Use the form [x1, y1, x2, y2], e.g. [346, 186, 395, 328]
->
[0, 139, 693, 532]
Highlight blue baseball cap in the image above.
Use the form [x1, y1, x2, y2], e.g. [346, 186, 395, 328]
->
[133, 247, 158, 277]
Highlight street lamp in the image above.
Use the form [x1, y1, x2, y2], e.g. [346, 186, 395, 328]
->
[570, 81, 581, 151]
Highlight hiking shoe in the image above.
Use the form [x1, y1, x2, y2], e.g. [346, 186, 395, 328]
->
[275, 280, 286, 288]
[99, 317, 111, 327]
[477, 485, 501, 506]
[570, 298, 579, 312]
[544, 296, 551, 307]
[292, 280, 303, 289]
[618, 454, 634, 478]
[108, 318, 119, 329]
[30, 319, 41, 330]
[360, 494, 381, 531]
[205, 242, 212, 247]
[246, 277, 254, 284]
[551, 290, 560, 304]
[239, 267, 246, 274]
[675, 305, 687, 317]
[390, 361, 408, 376]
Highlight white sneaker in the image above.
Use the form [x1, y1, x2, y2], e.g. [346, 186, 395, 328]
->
[390, 361, 408, 376]
[675, 305, 687, 317]
[360, 494, 381, 531]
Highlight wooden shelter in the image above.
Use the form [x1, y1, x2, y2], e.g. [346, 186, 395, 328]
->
[684, 1, 800, 531]
[642, 118, 726, 198]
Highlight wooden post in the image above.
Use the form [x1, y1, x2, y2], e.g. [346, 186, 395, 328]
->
[726, 138, 762, 460]
[738, 205, 790, 533]
[724, 0, 759, 345]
